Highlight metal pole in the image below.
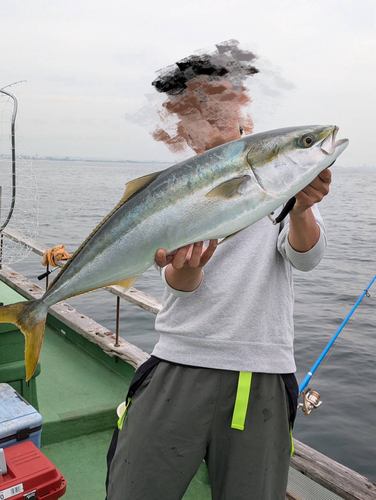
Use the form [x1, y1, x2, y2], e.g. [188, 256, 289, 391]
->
[299, 274, 376, 394]
[0, 82, 26, 264]
[0, 89, 17, 233]
[115, 296, 120, 348]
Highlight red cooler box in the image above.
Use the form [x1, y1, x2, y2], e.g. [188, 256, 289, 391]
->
[0, 441, 66, 499]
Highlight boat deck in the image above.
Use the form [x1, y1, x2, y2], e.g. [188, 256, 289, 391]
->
[38, 321, 211, 499]
[38, 321, 130, 445]
[42, 428, 114, 500]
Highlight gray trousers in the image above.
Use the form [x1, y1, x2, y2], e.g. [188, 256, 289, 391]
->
[106, 361, 292, 500]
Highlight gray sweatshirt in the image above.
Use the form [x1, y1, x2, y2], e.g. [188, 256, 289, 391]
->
[152, 205, 326, 373]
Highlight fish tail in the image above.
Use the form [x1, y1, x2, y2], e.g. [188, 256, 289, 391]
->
[0, 300, 48, 381]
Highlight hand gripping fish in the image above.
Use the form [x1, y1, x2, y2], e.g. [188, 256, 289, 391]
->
[0, 125, 348, 380]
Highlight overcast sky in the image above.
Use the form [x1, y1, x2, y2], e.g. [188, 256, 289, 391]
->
[1, 0, 375, 167]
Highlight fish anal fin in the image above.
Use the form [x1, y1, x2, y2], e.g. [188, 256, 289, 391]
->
[110, 276, 140, 291]
[206, 175, 250, 199]
[219, 228, 245, 244]
[121, 171, 163, 204]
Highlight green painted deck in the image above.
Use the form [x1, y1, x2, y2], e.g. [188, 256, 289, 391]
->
[38, 323, 132, 445]
[42, 429, 115, 500]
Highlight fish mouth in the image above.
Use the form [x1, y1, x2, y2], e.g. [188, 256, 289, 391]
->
[321, 126, 349, 156]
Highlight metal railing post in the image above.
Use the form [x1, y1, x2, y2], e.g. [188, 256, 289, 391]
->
[115, 296, 120, 348]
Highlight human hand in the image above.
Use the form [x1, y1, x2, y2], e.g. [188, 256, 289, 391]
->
[292, 168, 332, 216]
[155, 240, 218, 269]
[155, 240, 218, 292]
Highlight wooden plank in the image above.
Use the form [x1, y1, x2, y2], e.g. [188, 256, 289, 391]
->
[105, 285, 162, 315]
[285, 493, 299, 500]
[291, 439, 376, 500]
[0, 266, 150, 369]
[2, 227, 48, 256]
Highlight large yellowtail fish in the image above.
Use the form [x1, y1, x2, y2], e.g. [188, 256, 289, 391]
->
[0, 125, 349, 380]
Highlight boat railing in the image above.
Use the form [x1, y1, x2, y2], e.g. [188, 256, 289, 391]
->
[1, 227, 375, 500]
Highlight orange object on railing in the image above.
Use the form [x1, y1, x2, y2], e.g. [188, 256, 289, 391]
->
[41, 245, 71, 267]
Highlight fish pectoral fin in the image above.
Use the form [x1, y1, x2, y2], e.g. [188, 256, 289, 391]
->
[205, 175, 250, 199]
[219, 228, 246, 244]
[121, 171, 163, 204]
[111, 276, 140, 291]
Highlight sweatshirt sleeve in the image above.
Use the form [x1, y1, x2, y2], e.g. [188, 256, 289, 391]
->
[277, 204, 327, 272]
[154, 264, 204, 298]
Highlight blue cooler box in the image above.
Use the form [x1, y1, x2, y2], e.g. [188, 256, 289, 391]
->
[0, 383, 42, 449]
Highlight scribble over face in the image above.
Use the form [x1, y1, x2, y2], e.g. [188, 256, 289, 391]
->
[151, 40, 259, 156]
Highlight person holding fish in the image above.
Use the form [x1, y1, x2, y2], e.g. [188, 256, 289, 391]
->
[104, 46, 348, 500]
[105, 137, 336, 500]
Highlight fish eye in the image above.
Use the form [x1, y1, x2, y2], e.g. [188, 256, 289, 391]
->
[299, 134, 315, 148]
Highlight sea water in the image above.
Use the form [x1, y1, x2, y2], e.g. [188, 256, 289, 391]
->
[7, 160, 376, 482]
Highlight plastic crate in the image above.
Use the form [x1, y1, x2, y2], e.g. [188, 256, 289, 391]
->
[0, 384, 42, 449]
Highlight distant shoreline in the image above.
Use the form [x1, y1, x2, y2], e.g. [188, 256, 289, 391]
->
[0, 155, 374, 169]
[1, 154, 171, 165]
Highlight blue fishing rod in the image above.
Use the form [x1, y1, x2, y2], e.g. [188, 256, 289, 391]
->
[299, 274, 376, 415]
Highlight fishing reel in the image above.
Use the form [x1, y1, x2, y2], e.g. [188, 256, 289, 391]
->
[298, 388, 323, 415]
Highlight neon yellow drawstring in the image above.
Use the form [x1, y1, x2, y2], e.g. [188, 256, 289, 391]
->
[231, 372, 252, 431]
[290, 427, 295, 456]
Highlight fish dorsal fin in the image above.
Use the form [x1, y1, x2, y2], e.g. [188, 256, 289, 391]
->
[49, 171, 163, 290]
[206, 175, 250, 199]
[120, 171, 163, 204]
[219, 228, 245, 245]
[110, 276, 140, 291]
